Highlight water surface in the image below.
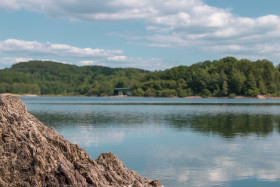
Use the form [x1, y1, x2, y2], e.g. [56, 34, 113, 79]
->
[20, 97, 280, 187]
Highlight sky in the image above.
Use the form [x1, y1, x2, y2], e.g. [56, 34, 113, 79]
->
[0, 0, 280, 70]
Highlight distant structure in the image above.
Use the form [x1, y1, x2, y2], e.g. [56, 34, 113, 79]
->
[114, 88, 132, 96]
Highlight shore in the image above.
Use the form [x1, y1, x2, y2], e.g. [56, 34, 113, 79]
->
[186, 95, 280, 99]
[2, 93, 280, 99]
[0, 93, 39, 97]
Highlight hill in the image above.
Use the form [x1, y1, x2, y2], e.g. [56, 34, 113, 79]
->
[0, 61, 148, 96]
[133, 57, 280, 97]
[0, 58, 280, 97]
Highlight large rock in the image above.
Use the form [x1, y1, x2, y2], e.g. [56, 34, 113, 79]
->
[0, 95, 162, 187]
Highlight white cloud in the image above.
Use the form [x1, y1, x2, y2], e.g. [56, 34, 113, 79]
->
[0, 39, 123, 58]
[0, 57, 33, 64]
[0, 39, 167, 70]
[78, 60, 97, 66]
[1, 0, 280, 63]
[108, 55, 128, 62]
[0, 0, 20, 11]
[107, 55, 167, 70]
[0, 57, 33, 69]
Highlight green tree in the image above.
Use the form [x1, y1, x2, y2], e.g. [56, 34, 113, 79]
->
[245, 73, 260, 96]
[221, 81, 229, 96]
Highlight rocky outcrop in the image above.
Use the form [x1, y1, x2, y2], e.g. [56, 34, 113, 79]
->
[0, 95, 162, 187]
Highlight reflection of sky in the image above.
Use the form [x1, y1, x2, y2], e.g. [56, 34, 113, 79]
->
[21, 97, 280, 187]
[140, 133, 280, 186]
[51, 126, 280, 187]
[63, 126, 125, 146]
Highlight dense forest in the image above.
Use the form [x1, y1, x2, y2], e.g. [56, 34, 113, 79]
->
[1, 57, 280, 97]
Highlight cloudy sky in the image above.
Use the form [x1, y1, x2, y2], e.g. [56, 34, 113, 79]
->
[1, 0, 280, 70]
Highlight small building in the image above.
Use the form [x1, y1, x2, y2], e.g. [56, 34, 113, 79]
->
[114, 88, 132, 96]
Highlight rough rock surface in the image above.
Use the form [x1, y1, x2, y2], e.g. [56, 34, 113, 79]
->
[0, 95, 162, 187]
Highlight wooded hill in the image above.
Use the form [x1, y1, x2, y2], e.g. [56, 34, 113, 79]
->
[1, 57, 280, 97]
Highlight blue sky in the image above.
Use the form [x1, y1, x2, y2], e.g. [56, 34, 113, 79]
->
[0, 0, 280, 70]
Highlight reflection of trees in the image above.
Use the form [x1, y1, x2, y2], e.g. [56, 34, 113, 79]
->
[31, 111, 146, 128]
[275, 117, 280, 134]
[168, 114, 276, 138]
[32, 110, 280, 139]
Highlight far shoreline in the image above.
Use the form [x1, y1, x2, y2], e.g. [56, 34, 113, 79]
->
[2, 93, 280, 100]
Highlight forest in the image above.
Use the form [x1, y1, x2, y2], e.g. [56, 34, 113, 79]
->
[0, 57, 280, 97]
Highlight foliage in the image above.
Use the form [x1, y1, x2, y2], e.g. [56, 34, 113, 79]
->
[1, 58, 280, 97]
[133, 57, 280, 97]
[0, 61, 147, 96]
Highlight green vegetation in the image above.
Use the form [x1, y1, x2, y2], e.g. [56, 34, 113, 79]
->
[134, 57, 280, 97]
[1, 57, 280, 97]
[0, 61, 148, 96]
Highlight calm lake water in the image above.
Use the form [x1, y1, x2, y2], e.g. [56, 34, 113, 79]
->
[20, 97, 280, 187]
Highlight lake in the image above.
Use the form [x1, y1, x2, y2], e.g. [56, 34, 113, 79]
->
[20, 96, 280, 187]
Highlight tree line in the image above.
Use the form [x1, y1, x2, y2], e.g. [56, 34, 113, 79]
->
[0, 57, 280, 97]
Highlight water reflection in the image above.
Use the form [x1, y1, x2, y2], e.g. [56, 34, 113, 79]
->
[32, 110, 280, 139]
[142, 138, 280, 186]
[168, 113, 278, 138]
[21, 97, 280, 187]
